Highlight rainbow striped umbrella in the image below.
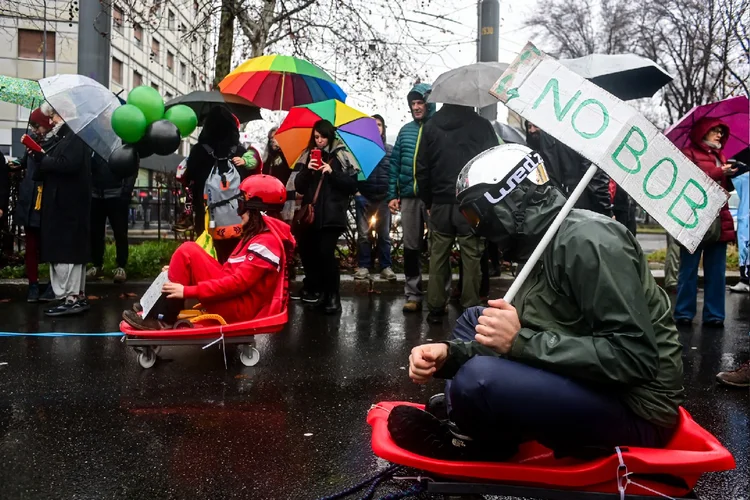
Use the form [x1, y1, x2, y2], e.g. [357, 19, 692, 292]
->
[275, 99, 385, 178]
[218, 55, 346, 111]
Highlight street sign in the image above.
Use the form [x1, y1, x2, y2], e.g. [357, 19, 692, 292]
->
[490, 42, 729, 253]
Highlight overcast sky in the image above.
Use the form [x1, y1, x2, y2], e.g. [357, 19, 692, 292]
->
[242, 1, 539, 150]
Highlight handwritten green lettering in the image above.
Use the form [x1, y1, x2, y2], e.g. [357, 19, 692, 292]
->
[643, 158, 678, 200]
[667, 179, 708, 228]
[571, 98, 609, 139]
[532, 78, 581, 121]
[612, 126, 647, 174]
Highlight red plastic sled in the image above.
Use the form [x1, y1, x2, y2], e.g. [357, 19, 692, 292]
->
[368, 402, 735, 499]
[120, 310, 288, 369]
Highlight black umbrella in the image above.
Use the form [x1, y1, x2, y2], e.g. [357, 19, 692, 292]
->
[560, 53, 673, 101]
[165, 91, 261, 125]
[492, 121, 526, 145]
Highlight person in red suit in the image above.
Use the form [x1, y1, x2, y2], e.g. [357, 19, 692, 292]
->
[122, 175, 295, 330]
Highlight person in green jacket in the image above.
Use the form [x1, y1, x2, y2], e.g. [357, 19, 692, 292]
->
[387, 83, 435, 313]
[389, 144, 684, 462]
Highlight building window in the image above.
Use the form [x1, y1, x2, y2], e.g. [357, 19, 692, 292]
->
[167, 51, 174, 72]
[179, 23, 186, 34]
[112, 57, 123, 84]
[133, 70, 143, 87]
[191, 71, 197, 89]
[151, 38, 160, 60]
[168, 10, 175, 30]
[165, 92, 174, 101]
[180, 61, 187, 82]
[133, 23, 143, 46]
[193, 1, 199, 14]
[18, 29, 55, 60]
[113, 6, 124, 33]
[151, 82, 159, 91]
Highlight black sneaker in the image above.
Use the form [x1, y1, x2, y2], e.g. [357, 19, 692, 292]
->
[301, 290, 321, 304]
[427, 308, 447, 325]
[387, 405, 467, 460]
[426, 393, 448, 421]
[27, 283, 40, 303]
[39, 285, 57, 302]
[387, 405, 518, 462]
[289, 289, 302, 300]
[45, 299, 89, 317]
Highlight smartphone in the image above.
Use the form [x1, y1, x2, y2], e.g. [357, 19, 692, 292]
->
[310, 148, 322, 169]
[21, 134, 43, 153]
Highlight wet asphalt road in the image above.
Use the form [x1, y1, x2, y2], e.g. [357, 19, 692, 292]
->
[0, 284, 747, 500]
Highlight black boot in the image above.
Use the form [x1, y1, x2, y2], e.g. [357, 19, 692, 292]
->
[323, 292, 341, 315]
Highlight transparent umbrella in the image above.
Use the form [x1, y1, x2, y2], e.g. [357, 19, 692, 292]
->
[39, 74, 122, 160]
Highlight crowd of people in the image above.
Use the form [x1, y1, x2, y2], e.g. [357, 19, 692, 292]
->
[0, 86, 747, 394]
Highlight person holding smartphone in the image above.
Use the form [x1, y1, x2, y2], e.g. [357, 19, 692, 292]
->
[293, 120, 359, 314]
[13, 108, 58, 302]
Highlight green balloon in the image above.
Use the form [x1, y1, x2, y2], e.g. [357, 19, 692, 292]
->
[127, 86, 165, 124]
[165, 105, 198, 138]
[111, 104, 148, 144]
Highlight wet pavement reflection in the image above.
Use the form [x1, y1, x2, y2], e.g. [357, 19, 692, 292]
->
[0, 286, 747, 499]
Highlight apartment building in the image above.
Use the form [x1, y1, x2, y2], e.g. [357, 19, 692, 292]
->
[0, 0, 213, 159]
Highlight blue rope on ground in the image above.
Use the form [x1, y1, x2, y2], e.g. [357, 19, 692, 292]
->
[316, 465, 404, 500]
[0, 332, 123, 337]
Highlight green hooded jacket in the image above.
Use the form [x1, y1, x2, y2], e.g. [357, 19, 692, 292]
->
[386, 83, 436, 201]
[436, 187, 684, 427]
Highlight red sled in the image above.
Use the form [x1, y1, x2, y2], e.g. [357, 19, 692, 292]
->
[367, 402, 735, 500]
[121, 225, 292, 369]
[120, 310, 287, 369]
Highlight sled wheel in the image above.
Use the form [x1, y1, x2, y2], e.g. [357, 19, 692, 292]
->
[138, 349, 157, 369]
[239, 346, 260, 367]
[173, 319, 195, 329]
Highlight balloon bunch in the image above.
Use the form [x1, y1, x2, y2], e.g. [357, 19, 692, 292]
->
[109, 86, 198, 177]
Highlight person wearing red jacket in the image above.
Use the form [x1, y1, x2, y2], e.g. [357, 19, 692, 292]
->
[674, 117, 738, 327]
[122, 175, 295, 330]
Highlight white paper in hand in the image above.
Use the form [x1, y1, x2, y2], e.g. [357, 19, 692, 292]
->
[140, 271, 169, 318]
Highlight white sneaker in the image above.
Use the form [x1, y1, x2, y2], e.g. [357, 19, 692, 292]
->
[353, 268, 370, 280]
[380, 267, 397, 281]
[729, 281, 750, 293]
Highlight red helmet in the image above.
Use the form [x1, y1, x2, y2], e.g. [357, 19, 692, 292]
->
[238, 174, 286, 213]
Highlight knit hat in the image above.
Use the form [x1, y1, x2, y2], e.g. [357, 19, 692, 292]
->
[30, 107, 54, 129]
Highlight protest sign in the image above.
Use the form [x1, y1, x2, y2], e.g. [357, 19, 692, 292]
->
[490, 42, 728, 253]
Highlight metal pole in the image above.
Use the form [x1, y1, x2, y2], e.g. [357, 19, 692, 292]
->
[42, 0, 47, 78]
[77, 0, 111, 86]
[503, 165, 598, 302]
[478, 0, 500, 120]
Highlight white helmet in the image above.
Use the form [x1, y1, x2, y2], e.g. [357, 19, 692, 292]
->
[456, 144, 550, 232]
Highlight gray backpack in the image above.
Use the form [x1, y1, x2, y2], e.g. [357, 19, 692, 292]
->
[203, 145, 243, 240]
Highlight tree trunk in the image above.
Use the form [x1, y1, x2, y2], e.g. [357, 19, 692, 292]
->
[213, 0, 236, 88]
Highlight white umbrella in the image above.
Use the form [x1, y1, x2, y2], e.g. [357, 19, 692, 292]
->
[428, 62, 510, 108]
[39, 74, 122, 160]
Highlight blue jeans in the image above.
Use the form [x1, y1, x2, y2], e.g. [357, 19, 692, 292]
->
[675, 242, 727, 323]
[444, 307, 673, 456]
[355, 195, 392, 269]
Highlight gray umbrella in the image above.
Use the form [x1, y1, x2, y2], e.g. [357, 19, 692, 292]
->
[560, 53, 673, 101]
[428, 62, 510, 108]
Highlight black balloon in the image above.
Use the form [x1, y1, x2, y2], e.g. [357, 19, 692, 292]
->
[144, 119, 181, 156]
[136, 137, 154, 158]
[108, 144, 140, 178]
